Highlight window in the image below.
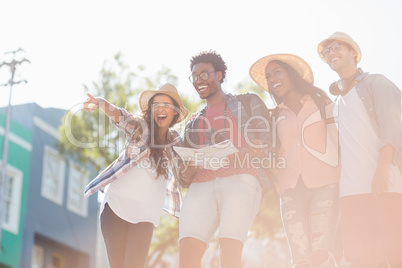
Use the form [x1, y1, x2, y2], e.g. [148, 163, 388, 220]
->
[67, 161, 88, 217]
[41, 146, 66, 205]
[51, 253, 65, 268]
[31, 245, 44, 268]
[0, 162, 23, 235]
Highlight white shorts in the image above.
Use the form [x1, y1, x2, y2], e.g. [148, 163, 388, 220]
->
[179, 173, 262, 244]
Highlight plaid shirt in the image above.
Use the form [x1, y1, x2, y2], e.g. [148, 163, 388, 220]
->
[84, 108, 183, 218]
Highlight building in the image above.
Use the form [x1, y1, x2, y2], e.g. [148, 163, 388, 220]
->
[0, 103, 99, 268]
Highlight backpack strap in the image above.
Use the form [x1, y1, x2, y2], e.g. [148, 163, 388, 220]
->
[235, 93, 280, 199]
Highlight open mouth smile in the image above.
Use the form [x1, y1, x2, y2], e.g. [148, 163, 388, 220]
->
[156, 114, 167, 122]
[273, 83, 282, 89]
[197, 85, 208, 92]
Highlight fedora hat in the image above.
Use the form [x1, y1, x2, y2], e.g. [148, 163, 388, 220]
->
[139, 83, 188, 123]
[249, 53, 314, 92]
[317, 32, 362, 64]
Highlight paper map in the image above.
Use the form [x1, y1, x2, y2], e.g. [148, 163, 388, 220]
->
[173, 140, 239, 170]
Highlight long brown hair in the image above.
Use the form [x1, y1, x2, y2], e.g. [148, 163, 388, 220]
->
[268, 60, 330, 119]
[142, 93, 180, 179]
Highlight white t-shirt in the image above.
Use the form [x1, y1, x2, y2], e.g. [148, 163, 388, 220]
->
[101, 158, 167, 227]
[338, 87, 402, 197]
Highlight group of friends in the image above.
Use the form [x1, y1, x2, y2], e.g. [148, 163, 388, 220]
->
[82, 32, 402, 268]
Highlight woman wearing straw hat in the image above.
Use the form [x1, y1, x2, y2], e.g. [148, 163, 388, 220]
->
[250, 54, 341, 268]
[82, 83, 188, 268]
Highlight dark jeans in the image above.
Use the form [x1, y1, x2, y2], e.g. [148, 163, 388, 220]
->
[280, 179, 340, 267]
[100, 203, 154, 268]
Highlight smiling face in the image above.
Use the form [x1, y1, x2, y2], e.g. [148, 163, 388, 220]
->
[265, 61, 295, 99]
[323, 40, 357, 72]
[152, 94, 178, 131]
[191, 62, 222, 100]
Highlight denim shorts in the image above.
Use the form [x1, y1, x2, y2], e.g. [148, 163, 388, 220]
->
[179, 173, 262, 244]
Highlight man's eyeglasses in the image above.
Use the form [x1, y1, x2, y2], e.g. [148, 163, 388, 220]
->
[189, 71, 215, 83]
[321, 42, 345, 59]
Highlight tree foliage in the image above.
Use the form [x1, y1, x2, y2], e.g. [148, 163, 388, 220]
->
[234, 77, 277, 109]
[58, 53, 284, 267]
[58, 52, 182, 171]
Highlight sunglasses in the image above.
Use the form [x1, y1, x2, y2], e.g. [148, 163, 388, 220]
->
[152, 103, 175, 109]
[321, 42, 345, 58]
[189, 71, 216, 83]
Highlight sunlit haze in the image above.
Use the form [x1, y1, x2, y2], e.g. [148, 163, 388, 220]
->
[1, 0, 401, 111]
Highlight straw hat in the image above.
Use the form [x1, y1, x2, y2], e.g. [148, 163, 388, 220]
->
[249, 53, 314, 92]
[317, 32, 362, 64]
[139, 83, 188, 123]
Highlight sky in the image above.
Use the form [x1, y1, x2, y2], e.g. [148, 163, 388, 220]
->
[1, 0, 402, 112]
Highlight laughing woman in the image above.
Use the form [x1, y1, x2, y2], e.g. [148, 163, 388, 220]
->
[250, 54, 341, 268]
[83, 83, 188, 268]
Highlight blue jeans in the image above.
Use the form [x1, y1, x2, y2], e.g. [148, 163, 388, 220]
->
[100, 203, 154, 268]
[280, 179, 339, 267]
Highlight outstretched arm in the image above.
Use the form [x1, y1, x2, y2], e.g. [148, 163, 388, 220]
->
[83, 93, 122, 123]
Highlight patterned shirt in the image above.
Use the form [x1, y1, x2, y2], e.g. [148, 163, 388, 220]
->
[84, 108, 183, 217]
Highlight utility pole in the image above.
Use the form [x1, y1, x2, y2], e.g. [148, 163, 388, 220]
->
[0, 48, 29, 259]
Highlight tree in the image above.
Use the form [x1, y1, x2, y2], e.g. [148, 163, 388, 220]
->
[58, 52, 184, 170]
[234, 77, 277, 109]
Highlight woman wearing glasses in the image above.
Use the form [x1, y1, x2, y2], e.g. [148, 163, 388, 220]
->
[250, 54, 341, 268]
[83, 84, 188, 268]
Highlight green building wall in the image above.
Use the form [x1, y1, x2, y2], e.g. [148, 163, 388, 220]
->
[0, 113, 32, 268]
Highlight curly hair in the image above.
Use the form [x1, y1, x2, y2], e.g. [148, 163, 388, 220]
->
[190, 50, 227, 83]
[142, 94, 180, 179]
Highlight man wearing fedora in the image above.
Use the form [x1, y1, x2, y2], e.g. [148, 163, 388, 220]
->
[318, 32, 402, 267]
[177, 50, 272, 268]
